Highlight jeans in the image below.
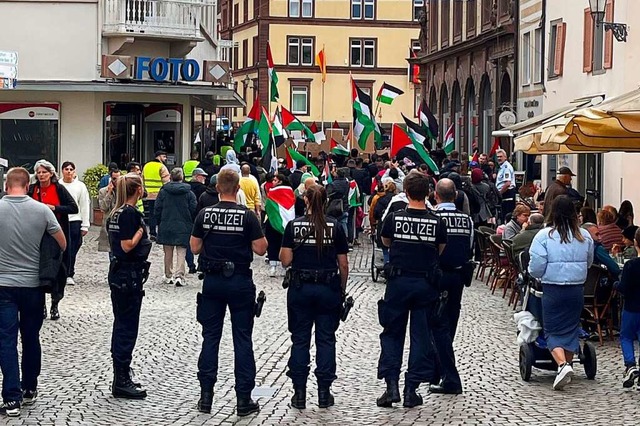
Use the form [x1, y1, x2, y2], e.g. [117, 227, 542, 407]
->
[197, 273, 256, 396]
[338, 212, 349, 241]
[143, 199, 157, 236]
[286, 279, 342, 388]
[110, 288, 144, 368]
[620, 310, 640, 367]
[186, 246, 196, 270]
[0, 287, 45, 402]
[67, 221, 83, 278]
[347, 207, 356, 243]
[382, 247, 389, 264]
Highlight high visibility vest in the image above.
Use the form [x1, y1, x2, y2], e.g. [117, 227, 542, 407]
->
[136, 198, 144, 212]
[142, 161, 164, 194]
[183, 160, 199, 182]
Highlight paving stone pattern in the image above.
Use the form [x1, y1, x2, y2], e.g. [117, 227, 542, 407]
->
[4, 229, 640, 425]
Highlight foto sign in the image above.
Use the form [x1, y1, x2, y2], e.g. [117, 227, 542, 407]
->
[134, 57, 200, 82]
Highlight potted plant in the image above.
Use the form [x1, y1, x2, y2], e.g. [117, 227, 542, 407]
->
[82, 164, 108, 226]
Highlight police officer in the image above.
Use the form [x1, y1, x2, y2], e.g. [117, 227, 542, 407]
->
[376, 171, 447, 408]
[106, 173, 152, 399]
[495, 148, 516, 223]
[190, 169, 267, 417]
[279, 184, 349, 410]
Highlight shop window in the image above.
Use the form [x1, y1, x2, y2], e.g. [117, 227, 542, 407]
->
[350, 38, 376, 67]
[290, 82, 310, 115]
[287, 36, 314, 66]
[0, 103, 59, 170]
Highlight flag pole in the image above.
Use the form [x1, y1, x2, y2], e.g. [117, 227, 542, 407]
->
[321, 44, 326, 133]
[373, 83, 381, 122]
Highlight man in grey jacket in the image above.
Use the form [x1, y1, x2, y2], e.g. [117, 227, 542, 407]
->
[0, 167, 67, 417]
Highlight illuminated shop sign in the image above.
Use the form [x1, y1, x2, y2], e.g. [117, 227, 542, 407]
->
[134, 57, 200, 82]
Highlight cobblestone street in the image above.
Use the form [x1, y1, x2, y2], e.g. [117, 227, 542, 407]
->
[5, 230, 640, 425]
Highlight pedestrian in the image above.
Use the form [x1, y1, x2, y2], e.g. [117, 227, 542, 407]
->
[495, 149, 515, 223]
[240, 164, 262, 220]
[326, 167, 350, 239]
[279, 184, 349, 409]
[377, 172, 456, 408]
[190, 169, 268, 416]
[502, 204, 531, 242]
[220, 150, 241, 174]
[183, 150, 200, 182]
[29, 159, 78, 320]
[106, 173, 152, 399]
[197, 174, 220, 212]
[98, 168, 121, 254]
[99, 162, 119, 190]
[0, 167, 67, 417]
[186, 167, 209, 273]
[290, 160, 307, 189]
[543, 167, 574, 222]
[59, 161, 91, 286]
[528, 195, 594, 391]
[265, 174, 294, 277]
[618, 200, 635, 229]
[617, 227, 640, 388]
[470, 168, 494, 226]
[155, 168, 197, 287]
[197, 151, 219, 178]
[141, 150, 170, 240]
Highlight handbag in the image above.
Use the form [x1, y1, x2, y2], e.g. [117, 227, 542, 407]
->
[326, 198, 344, 218]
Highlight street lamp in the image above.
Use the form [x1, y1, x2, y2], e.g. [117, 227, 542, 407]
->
[588, 0, 628, 42]
[242, 74, 252, 89]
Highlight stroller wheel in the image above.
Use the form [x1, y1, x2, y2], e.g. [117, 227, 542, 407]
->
[582, 341, 597, 380]
[519, 343, 534, 381]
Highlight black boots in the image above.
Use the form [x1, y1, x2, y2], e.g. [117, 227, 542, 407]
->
[317, 386, 334, 409]
[236, 396, 259, 417]
[197, 388, 214, 414]
[376, 380, 401, 407]
[112, 366, 147, 399]
[403, 383, 423, 408]
[291, 388, 306, 409]
[50, 301, 60, 321]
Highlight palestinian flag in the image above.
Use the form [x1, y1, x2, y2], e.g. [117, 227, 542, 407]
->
[287, 147, 320, 176]
[376, 83, 404, 105]
[418, 99, 438, 141]
[401, 114, 440, 174]
[352, 78, 381, 150]
[267, 42, 279, 102]
[258, 107, 272, 157]
[322, 158, 333, 184]
[285, 146, 294, 169]
[348, 180, 361, 207]
[330, 138, 349, 156]
[233, 98, 261, 152]
[489, 137, 501, 157]
[272, 107, 287, 147]
[281, 106, 315, 142]
[443, 123, 455, 154]
[265, 185, 296, 234]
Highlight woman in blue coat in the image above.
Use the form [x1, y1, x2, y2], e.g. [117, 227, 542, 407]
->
[529, 195, 594, 391]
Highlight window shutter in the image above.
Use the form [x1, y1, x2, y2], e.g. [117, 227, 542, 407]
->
[583, 8, 593, 73]
[554, 23, 566, 76]
[604, 0, 614, 69]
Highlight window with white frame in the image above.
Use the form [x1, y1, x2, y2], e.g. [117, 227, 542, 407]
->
[352, 0, 374, 19]
[364, 0, 375, 19]
[413, 0, 424, 21]
[352, 0, 362, 19]
[291, 85, 309, 115]
[289, 0, 300, 17]
[533, 28, 542, 83]
[350, 39, 376, 67]
[302, 0, 313, 17]
[287, 37, 314, 66]
[522, 32, 531, 85]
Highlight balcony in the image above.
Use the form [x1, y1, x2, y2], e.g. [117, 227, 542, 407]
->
[103, 0, 215, 40]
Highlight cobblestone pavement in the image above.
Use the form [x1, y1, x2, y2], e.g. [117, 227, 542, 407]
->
[5, 229, 640, 425]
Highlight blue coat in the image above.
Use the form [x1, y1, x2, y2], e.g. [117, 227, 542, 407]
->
[155, 182, 197, 247]
[528, 227, 594, 285]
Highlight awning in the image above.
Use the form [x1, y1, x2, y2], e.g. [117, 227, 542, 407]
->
[11, 80, 245, 108]
[492, 101, 591, 138]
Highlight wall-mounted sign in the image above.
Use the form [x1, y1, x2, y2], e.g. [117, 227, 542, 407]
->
[0, 103, 59, 120]
[498, 111, 517, 128]
[0, 50, 18, 89]
[135, 57, 200, 82]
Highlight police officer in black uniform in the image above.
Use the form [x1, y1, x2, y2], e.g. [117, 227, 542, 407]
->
[427, 178, 473, 395]
[106, 173, 152, 399]
[190, 169, 268, 417]
[376, 171, 447, 408]
[279, 184, 349, 410]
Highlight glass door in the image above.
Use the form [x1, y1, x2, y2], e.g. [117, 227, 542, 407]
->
[105, 104, 143, 169]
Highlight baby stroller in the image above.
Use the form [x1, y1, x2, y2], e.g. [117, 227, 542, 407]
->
[370, 223, 385, 283]
[516, 252, 597, 382]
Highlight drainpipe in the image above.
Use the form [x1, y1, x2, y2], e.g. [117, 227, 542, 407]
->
[96, 1, 103, 79]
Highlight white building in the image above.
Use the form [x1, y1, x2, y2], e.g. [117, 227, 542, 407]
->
[0, 0, 241, 175]
[541, 0, 639, 210]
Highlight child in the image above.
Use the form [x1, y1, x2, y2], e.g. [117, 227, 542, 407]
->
[617, 227, 640, 387]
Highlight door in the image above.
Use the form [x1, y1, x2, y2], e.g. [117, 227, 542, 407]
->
[105, 104, 143, 169]
[578, 153, 602, 209]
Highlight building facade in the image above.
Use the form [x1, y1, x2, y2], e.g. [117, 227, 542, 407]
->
[0, 0, 240, 175]
[541, 0, 640, 210]
[415, 0, 516, 156]
[220, 0, 421, 132]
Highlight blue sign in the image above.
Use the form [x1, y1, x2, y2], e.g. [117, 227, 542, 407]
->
[134, 57, 201, 82]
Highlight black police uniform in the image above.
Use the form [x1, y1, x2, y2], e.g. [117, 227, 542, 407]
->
[377, 207, 446, 402]
[281, 216, 349, 406]
[434, 204, 474, 339]
[191, 201, 263, 406]
[107, 204, 152, 398]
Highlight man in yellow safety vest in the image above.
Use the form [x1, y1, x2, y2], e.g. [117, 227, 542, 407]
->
[183, 150, 200, 183]
[142, 150, 170, 240]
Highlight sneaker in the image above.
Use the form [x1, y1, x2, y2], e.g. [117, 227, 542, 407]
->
[269, 266, 277, 277]
[0, 401, 20, 417]
[22, 390, 37, 406]
[623, 366, 638, 388]
[66, 277, 76, 286]
[553, 363, 574, 390]
[174, 278, 184, 287]
[163, 277, 173, 285]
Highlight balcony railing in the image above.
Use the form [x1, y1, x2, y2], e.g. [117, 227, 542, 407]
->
[103, 0, 215, 39]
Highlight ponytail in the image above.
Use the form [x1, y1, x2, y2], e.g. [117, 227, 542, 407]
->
[109, 173, 143, 218]
[304, 185, 329, 257]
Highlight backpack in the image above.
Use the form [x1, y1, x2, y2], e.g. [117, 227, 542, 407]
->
[461, 180, 481, 215]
